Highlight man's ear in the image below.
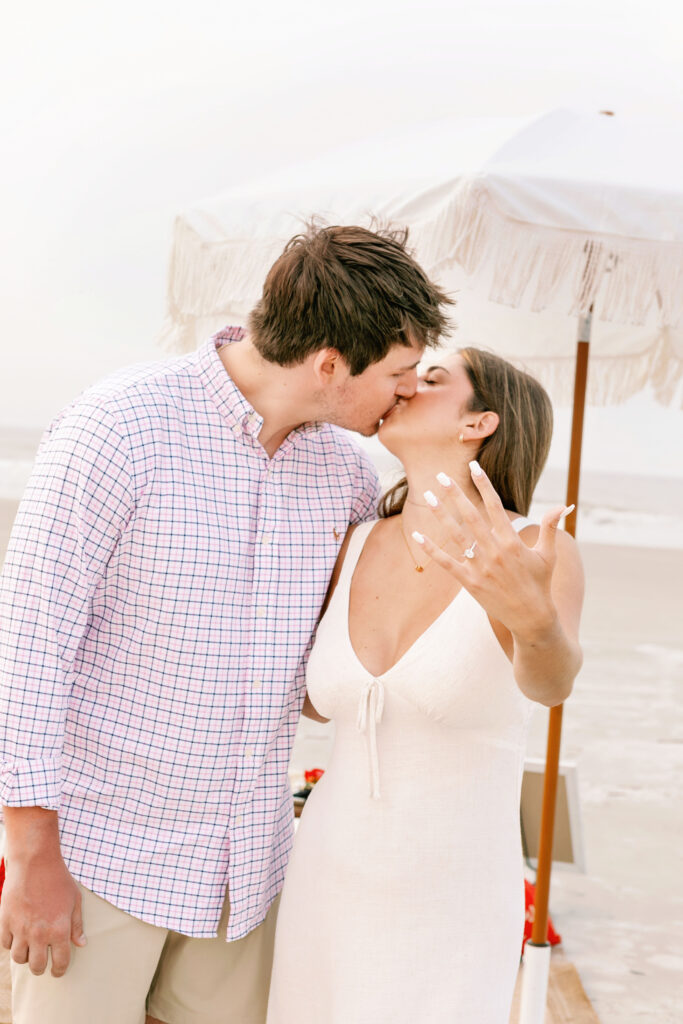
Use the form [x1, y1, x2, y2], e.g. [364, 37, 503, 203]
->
[311, 348, 347, 386]
[466, 411, 499, 440]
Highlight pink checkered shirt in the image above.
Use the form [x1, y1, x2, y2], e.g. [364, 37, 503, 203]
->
[0, 328, 380, 939]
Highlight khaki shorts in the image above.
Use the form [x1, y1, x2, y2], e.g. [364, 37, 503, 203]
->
[11, 882, 279, 1024]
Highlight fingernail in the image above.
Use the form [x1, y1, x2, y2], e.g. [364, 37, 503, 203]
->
[411, 531, 425, 544]
[423, 490, 439, 508]
[559, 504, 575, 519]
[436, 472, 451, 487]
[469, 460, 483, 476]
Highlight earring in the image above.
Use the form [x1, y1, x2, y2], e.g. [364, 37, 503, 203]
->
[458, 432, 464, 443]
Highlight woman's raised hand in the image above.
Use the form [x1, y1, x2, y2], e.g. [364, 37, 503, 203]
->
[414, 460, 574, 643]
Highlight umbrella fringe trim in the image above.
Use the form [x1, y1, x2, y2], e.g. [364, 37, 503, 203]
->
[163, 201, 683, 333]
[508, 332, 683, 408]
[162, 217, 285, 351]
[160, 205, 683, 407]
[442, 184, 683, 329]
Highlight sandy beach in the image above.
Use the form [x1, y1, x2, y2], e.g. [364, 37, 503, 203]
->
[1, 494, 682, 1022]
[525, 544, 683, 1023]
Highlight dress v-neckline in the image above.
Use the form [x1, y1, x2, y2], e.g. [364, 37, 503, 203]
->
[345, 520, 465, 680]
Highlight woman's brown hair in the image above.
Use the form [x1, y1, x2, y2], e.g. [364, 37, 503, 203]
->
[379, 348, 553, 518]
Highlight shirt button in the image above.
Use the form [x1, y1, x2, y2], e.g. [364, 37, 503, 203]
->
[235, 814, 244, 825]
[255, 607, 266, 618]
[252, 679, 263, 690]
[261, 533, 272, 545]
[245, 748, 254, 759]
[232, 424, 241, 437]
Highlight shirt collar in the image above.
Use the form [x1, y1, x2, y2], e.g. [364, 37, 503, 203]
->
[196, 327, 323, 440]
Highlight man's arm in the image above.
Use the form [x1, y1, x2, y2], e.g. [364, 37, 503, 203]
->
[1, 808, 85, 977]
[300, 524, 359, 723]
[0, 401, 135, 974]
[299, 445, 379, 722]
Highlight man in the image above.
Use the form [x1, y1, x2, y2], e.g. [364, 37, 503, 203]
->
[0, 222, 451, 1024]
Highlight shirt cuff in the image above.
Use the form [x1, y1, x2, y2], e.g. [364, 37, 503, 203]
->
[0, 757, 62, 811]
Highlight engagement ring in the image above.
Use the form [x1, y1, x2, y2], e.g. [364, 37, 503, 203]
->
[463, 542, 477, 559]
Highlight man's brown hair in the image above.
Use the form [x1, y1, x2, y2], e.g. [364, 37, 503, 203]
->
[248, 222, 453, 374]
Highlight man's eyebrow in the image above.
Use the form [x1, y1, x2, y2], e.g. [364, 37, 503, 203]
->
[396, 360, 422, 371]
[423, 365, 451, 375]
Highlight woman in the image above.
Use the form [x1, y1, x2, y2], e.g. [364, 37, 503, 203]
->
[266, 348, 584, 1024]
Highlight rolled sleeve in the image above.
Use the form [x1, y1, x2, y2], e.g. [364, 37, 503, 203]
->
[0, 403, 135, 809]
[0, 756, 63, 809]
[349, 449, 381, 525]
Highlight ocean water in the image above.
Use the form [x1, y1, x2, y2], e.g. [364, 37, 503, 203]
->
[369, 463, 683, 550]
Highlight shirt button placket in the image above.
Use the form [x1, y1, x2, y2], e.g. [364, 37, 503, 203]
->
[245, 447, 277, 838]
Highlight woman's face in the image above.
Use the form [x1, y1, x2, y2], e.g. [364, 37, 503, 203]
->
[378, 352, 474, 452]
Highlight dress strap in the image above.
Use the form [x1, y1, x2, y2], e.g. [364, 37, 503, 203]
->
[335, 519, 379, 595]
[511, 516, 538, 533]
[332, 520, 387, 800]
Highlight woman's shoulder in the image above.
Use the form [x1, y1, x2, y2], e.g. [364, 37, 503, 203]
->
[507, 512, 539, 541]
[336, 518, 387, 571]
[507, 511, 582, 568]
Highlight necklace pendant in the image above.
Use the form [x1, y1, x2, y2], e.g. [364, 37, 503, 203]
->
[415, 564, 424, 573]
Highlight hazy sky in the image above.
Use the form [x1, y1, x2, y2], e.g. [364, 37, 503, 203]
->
[2, 0, 682, 436]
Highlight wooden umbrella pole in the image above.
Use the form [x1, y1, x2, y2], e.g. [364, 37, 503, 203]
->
[564, 330, 591, 540]
[530, 319, 590, 946]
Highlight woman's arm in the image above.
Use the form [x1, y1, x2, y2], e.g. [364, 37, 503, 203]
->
[507, 528, 584, 706]
[302, 693, 329, 722]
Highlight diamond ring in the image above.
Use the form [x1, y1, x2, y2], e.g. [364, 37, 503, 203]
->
[463, 541, 477, 559]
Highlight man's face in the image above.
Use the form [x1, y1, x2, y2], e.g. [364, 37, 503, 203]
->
[325, 338, 425, 436]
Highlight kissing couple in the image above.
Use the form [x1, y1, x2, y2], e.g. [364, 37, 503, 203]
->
[0, 222, 583, 1024]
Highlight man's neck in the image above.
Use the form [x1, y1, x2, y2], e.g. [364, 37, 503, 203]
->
[218, 337, 316, 458]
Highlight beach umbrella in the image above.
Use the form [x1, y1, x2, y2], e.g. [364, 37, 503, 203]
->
[162, 111, 682, 410]
[162, 108, 683, 1022]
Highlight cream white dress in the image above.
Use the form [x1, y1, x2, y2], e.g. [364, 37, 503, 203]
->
[267, 518, 536, 1024]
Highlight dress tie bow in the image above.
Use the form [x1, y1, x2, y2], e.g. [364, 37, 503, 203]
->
[357, 678, 385, 799]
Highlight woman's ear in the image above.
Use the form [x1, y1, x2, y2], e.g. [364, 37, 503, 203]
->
[468, 411, 499, 440]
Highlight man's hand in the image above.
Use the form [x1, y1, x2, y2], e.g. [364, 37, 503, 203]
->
[0, 807, 86, 977]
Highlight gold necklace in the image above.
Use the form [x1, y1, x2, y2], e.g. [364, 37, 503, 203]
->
[399, 516, 427, 573]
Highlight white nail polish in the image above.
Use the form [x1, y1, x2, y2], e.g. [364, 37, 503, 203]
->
[423, 490, 439, 507]
[559, 504, 575, 519]
[436, 472, 451, 487]
[469, 460, 483, 476]
[411, 531, 425, 544]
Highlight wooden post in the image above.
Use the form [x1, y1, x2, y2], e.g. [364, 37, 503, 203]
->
[530, 322, 590, 946]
